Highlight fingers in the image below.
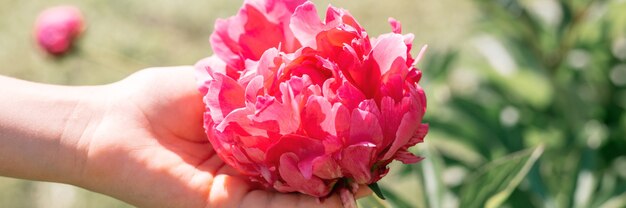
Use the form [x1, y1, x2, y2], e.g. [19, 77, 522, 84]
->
[239, 189, 343, 208]
[355, 185, 372, 199]
[239, 190, 273, 208]
[209, 172, 373, 208]
[208, 174, 252, 208]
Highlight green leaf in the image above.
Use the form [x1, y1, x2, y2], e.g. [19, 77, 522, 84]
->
[368, 182, 386, 200]
[379, 187, 416, 208]
[357, 195, 391, 208]
[420, 143, 448, 208]
[459, 146, 545, 208]
[598, 192, 626, 208]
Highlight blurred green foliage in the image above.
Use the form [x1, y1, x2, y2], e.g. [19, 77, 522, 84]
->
[1, 0, 625, 207]
[371, 0, 626, 207]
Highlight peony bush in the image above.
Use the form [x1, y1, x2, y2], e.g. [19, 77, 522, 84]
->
[195, 0, 428, 204]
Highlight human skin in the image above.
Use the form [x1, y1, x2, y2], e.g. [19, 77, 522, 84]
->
[0, 66, 369, 208]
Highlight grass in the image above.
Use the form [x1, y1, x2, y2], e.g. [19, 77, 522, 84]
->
[0, 0, 476, 207]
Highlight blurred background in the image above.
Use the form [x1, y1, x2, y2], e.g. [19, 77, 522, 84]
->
[1, 0, 625, 207]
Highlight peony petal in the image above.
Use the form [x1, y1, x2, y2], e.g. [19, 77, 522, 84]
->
[406, 68, 423, 84]
[336, 44, 358, 71]
[216, 106, 270, 142]
[254, 47, 280, 78]
[348, 108, 383, 146]
[290, 2, 324, 48]
[233, 146, 253, 164]
[382, 97, 422, 160]
[371, 33, 407, 76]
[243, 147, 267, 163]
[204, 73, 246, 123]
[210, 0, 303, 72]
[357, 99, 381, 119]
[324, 5, 343, 25]
[393, 124, 427, 163]
[340, 144, 375, 184]
[298, 159, 314, 180]
[194, 55, 226, 77]
[246, 0, 306, 22]
[312, 154, 343, 179]
[245, 75, 265, 103]
[252, 83, 300, 135]
[260, 166, 275, 184]
[324, 5, 363, 32]
[413, 44, 429, 66]
[382, 57, 409, 83]
[263, 0, 307, 15]
[273, 180, 297, 193]
[379, 96, 402, 149]
[403, 33, 416, 65]
[194, 56, 230, 94]
[284, 59, 332, 87]
[239, 4, 289, 59]
[406, 123, 428, 147]
[344, 49, 381, 98]
[322, 78, 338, 102]
[333, 102, 351, 141]
[208, 124, 260, 176]
[416, 84, 428, 114]
[253, 48, 283, 94]
[266, 134, 325, 165]
[337, 80, 366, 110]
[279, 153, 331, 197]
[394, 149, 423, 164]
[380, 71, 406, 102]
[388, 17, 402, 34]
[286, 74, 313, 97]
[210, 17, 246, 69]
[301, 95, 335, 139]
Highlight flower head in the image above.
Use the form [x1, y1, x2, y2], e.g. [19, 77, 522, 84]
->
[34, 6, 84, 55]
[196, 0, 428, 200]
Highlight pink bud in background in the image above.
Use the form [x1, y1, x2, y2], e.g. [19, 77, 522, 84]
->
[34, 6, 84, 55]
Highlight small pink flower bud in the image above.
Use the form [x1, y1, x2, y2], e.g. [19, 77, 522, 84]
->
[35, 6, 84, 55]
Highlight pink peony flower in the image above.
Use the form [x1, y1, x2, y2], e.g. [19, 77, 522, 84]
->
[196, 0, 428, 204]
[34, 6, 84, 55]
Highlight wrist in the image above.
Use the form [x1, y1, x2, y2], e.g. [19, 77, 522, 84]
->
[0, 76, 110, 184]
[66, 80, 141, 196]
[58, 85, 111, 186]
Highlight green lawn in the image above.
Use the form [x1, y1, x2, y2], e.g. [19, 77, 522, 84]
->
[0, 0, 475, 207]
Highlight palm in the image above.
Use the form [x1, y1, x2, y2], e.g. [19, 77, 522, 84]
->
[82, 67, 344, 208]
